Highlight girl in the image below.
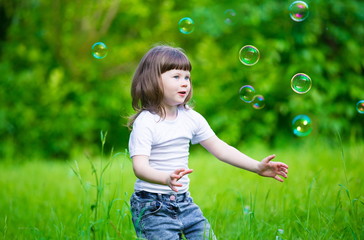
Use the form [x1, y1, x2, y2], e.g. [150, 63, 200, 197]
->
[128, 45, 288, 240]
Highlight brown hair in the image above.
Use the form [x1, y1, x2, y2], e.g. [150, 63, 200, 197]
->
[127, 45, 193, 128]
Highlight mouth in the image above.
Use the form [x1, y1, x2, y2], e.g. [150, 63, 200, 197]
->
[178, 91, 187, 96]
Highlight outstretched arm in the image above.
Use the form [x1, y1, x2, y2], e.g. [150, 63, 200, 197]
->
[132, 155, 193, 192]
[200, 135, 288, 182]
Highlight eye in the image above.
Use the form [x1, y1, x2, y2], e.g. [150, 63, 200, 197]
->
[173, 75, 179, 79]
[185, 76, 190, 81]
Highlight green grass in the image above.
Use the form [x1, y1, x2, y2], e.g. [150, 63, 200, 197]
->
[0, 138, 363, 240]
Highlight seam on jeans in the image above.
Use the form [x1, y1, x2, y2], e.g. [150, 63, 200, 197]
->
[138, 201, 163, 237]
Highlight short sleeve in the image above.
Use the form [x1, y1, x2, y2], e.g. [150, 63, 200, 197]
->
[190, 111, 215, 145]
[128, 114, 154, 158]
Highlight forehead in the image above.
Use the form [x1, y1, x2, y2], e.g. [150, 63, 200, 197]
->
[164, 69, 190, 75]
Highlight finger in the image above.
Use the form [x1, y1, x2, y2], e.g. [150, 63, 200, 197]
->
[171, 173, 180, 179]
[170, 177, 182, 185]
[279, 171, 288, 178]
[274, 175, 284, 182]
[278, 165, 288, 170]
[262, 154, 276, 164]
[171, 172, 191, 182]
[180, 169, 193, 176]
[172, 182, 183, 187]
[169, 181, 182, 192]
[169, 178, 182, 185]
[174, 168, 193, 177]
[278, 163, 289, 169]
[174, 168, 186, 175]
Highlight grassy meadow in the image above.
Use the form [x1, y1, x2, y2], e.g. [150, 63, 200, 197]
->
[0, 138, 363, 240]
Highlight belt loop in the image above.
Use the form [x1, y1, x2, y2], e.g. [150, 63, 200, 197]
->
[177, 192, 186, 202]
[157, 193, 162, 201]
[184, 192, 189, 201]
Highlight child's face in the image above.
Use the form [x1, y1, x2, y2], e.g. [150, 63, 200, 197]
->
[161, 69, 191, 108]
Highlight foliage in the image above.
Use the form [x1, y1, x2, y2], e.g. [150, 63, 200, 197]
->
[0, 0, 363, 159]
[0, 141, 363, 239]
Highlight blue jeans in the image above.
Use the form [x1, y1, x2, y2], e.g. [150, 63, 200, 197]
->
[130, 191, 216, 240]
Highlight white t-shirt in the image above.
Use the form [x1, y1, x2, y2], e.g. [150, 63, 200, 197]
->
[128, 106, 215, 194]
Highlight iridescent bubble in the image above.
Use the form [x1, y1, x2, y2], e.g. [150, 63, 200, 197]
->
[276, 229, 285, 240]
[243, 206, 250, 215]
[356, 100, 364, 114]
[291, 73, 312, 94]
[178, 17, 195, 34]
[292, 114, 312, 137]
[239, 85, 256, 103]
[91, 42, 108, 59]
[289, 1, 309, 22]
[251, 95, 265, 109]
[224, 9, 236, 25]
[239, 45, 260, 66]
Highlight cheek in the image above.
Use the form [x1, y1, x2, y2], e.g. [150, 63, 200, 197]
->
[163, 82, 174, 92]
[187, 88, 193, 98]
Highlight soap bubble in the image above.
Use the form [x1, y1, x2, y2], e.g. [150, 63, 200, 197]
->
[292, 114, 312, 137]
[224, 9, 236, 25]
[239, 45, 260, 66]
[243, 206, 251, 215]
[289, 1, 309, 22]
[276, 229, 285, 240]
[356, 100, 364, 114]
[239, 85, 256, 103]
[178, 17, 195, 34]
[251, 95, 265, 109]
[91, 42, 108, 59]
[291, 73, 312, 94]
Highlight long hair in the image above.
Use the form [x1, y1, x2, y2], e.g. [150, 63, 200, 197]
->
[127, 45, 193, 128]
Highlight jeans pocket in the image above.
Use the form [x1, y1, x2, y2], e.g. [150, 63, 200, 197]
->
[131, 196, 162, 230]
[139, 200, 162, 219]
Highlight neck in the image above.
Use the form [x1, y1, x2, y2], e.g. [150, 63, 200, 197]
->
[164, 105, 178, 120]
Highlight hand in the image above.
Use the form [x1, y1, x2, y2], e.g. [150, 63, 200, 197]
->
[167, 168, 193, 192]
[257, 154, 288, 182]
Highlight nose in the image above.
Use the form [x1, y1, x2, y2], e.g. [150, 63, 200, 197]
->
[181, 82, 188, 87]
[180, 81, 189, 88]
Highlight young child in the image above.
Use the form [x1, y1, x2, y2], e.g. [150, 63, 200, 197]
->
[128, 45, 288, 240]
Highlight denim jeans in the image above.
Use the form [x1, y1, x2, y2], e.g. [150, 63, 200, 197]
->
[130, 191, 217, 240]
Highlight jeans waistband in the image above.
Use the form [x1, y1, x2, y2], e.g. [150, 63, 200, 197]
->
[135, 190, 190, 202]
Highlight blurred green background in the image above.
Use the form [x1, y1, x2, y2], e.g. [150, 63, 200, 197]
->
[0, 0, 363, 160]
